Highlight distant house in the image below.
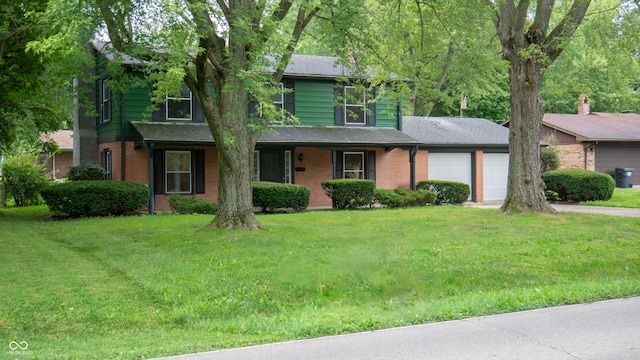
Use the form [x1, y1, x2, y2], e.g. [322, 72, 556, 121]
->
[541, 95, 640, 185]
[403, 117, 510, 202]
[40, 130, 74, 180]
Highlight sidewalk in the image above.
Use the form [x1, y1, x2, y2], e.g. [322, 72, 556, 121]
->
[468, 201, 640, 217]
[156, 297, 640, 360]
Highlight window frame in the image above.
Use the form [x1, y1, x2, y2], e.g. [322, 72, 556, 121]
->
[343, 151, 365, 179]
[344, 85, 367, 125]
[101, 78, 111, 123]
[102, 149, 112, 180]
[166, 85, 193, 121]
[253, 149, 292, 184]
[165, 150, 192, 194]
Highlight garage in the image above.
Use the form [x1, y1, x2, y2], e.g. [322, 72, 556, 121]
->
[428, 152, 472, 200]
[595, 145, 640, 186]
[483, 153, 509, 201]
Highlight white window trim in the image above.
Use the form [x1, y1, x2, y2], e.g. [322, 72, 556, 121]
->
[104, 149, 112, 180]
[101, 78, 111, 123]
[344, 85, 366, 125]
[343, 151, 365, 179]
[166, 86, 193, 121]
[165, 150, 192, 194]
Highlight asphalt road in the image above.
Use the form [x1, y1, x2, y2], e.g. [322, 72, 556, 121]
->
[157, 297, 640, 360]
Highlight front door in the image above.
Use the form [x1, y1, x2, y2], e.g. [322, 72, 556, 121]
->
[260, 150, 285, 183]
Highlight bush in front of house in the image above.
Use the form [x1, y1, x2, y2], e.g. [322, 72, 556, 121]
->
[252, 181, 310, 213]
[67, 163, 106, 181]
[321, 179, 376, 209]
[168, 194, 218, 214]
[541, 168, 615, 202]
[416, 180, 470, 205]
[1, 153, 49, 206]
[40, 180, 149, 217]
[374, 189, 436, 208]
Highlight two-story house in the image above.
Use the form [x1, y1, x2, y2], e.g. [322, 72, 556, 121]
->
[77, 41, 423, 212]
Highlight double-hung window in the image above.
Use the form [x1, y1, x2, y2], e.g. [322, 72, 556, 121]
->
[273, 82, 284, 109]
[343, 152, 365, 179]
[166, 84, 192, 121]
[344, 86, 366, 125]
[101, 78, 111, 123]
[165, 150, 192, 193]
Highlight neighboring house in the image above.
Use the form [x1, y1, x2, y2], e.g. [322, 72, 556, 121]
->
[40, 130, 74, 180]
[77, 42, 422, 212]
[403, 116, 510, 202]
[541, 95, 640, 185]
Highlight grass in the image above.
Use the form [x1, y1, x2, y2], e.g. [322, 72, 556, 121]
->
[1, 205, 640, 359]
[582, 188, 640, 208]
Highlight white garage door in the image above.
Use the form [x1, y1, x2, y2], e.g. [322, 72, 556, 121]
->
[428, 153, 472, 198]
[483, 153, 509, 201]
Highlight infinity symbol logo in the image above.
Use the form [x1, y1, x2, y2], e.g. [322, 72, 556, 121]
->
[9, 341, 28, 351]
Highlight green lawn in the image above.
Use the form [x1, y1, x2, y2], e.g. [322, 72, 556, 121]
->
[1, 205, 640, 359]
[582, 188, 640, 208]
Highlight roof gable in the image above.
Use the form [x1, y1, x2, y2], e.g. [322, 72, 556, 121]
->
[543, 112, 640, 141]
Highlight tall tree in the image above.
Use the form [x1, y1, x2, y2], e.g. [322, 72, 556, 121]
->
[488, 0, 591, 213]
[542, 0, 640, 113]
[84, 0, 355, 229]
[0, 1, 76, 150]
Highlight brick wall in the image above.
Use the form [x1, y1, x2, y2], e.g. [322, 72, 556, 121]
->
[556, 143, 595, 171]
[45, 151, 73, 179]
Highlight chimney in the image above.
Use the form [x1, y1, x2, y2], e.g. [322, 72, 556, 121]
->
[578, 94, 590, 115]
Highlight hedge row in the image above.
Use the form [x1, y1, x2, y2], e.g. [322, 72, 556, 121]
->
[40, 180, 149, 217]
[541, 168, 615, 202]
[416, 180, 470, 205]
[252, 181, 310, 213]
[374, 189, 436, 208]
[321, 179, 376, 209]
[168, 195, 218, 214]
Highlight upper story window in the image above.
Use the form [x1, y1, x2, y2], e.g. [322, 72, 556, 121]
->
[344, 86, 366, 125]
[166, 84, 192, 121]
[101, 78, 111, 123]
[273, 82, 284, 109]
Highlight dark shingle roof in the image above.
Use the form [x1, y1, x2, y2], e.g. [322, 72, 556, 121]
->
[543, 112, 640, 141]
[131, 122, 421, 148]
[92, 40, 357, 79]
[402, 116, 509, 147]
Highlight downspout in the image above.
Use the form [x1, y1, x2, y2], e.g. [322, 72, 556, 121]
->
[409, 146, 418, 190]
[148, 142, 155, 214]
[121, 93, 126, 181]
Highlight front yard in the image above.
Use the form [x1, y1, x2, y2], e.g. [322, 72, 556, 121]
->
[1, 205, 639, 359]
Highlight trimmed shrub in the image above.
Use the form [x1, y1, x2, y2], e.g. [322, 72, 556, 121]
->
[252, 182, 310, 213]
[168, 194, 218, 214]
[374, 188, 436, 208]
[40, 180, 149, 217]
[1, 153, 48, 206]
[416, 180, 470, 205]
[373, 189, 405, 208]
[67, 163, 106, 181]
[541, 168, 615, 202]
[321, 179, 376, 209]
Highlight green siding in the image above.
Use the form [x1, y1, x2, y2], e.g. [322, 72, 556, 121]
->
[294, 80, 335, 126]
[376, 88, 399, 129]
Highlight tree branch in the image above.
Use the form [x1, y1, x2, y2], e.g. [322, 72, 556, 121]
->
[528, 0, 554, 43]
[543, 0, 591, 61]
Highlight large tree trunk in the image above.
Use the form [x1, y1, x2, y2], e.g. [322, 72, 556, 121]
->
[501, 56, 556, 214]
[198, 74, 261, 230]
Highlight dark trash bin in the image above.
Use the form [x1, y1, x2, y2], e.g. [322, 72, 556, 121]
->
[615, 168, 634, 188]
